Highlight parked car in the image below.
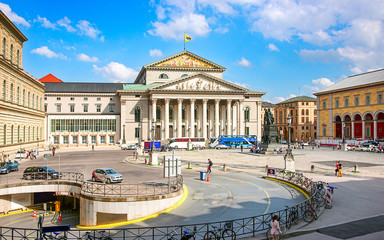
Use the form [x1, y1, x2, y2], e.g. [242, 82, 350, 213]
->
[23, 166, 60, 180]
[0, 161, 20, 174]
[92, 168, 123, 183]
[122, 145, 136, 150]
[15, 151, 27, 159]
[215, 144, 230, 149]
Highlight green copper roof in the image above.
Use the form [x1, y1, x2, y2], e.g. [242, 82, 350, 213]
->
[278, 96, 316, 104]
[122, 83, 162, 91]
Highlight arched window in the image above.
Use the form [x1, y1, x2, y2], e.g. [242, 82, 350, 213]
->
[28, 126, 30, 142]
[306, 109, 309, 115]
[28, 92, 30, 107]
[158, 73, 169, 79]
[3, 124, 6, 145]
[194, 107, 198, 121]
[18, 126, 20, 143]
[32, 127, 34, 141]
[2, 80, 6, 100]
[40, 127, 43, 139]
[301, 109, 305, 115]
[2, 38, 6, 56]
[156, 106, 161, 122]
[244, 107, 250, 122]
[10, 44, 13, 62]
[17, 86, 19, 104]
[23, 126, 26, 142]
[134, 106, 141, 122]
[40, 97, 42, 110]
[181, 74, 188, 78]
[10, 83, 13, 102]
[23, 89, 25, 106]
[16, 49, 19, 67]
[36, 95, 39, 109]
[314, 109, 317, 115]
[32, 93, 35, 108]
[182, 107, 186, 122]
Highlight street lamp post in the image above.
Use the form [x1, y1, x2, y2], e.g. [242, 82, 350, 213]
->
[284, 115, 295, 172]
[138, 121, 142, 146]
[187, 126, 191, 150]
[151, 120, 156, 152]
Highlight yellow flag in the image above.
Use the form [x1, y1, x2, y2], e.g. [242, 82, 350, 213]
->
[185, 33, 192, 43]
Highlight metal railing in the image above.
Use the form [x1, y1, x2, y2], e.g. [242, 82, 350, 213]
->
[0, 169, 328, 239]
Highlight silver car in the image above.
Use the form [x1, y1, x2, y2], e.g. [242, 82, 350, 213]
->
[92, 168, 123, 183]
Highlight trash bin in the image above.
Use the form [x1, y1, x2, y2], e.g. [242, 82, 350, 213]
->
[200, 171, 207, 181]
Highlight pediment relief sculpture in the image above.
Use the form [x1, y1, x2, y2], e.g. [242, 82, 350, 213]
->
[155, 55, 214, 69]
[174, 79, 222, 91]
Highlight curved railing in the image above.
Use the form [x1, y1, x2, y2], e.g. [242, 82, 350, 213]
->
[0, 169, 328, 239]
[19, 172, 183, 197]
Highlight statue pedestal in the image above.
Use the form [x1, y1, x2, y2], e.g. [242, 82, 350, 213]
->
[260, 143, 282, 155]
[149, 152, 158, 165]
[284, 148, 295, 172]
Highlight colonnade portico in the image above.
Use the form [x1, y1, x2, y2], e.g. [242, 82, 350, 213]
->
[149, 97, 246, 140]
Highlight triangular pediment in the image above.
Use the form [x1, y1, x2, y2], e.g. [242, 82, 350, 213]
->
[145, 51, 225, 70]
[151, 73, 247, 92]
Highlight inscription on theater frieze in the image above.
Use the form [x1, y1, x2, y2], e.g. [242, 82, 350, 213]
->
[159, 78, 235, 91]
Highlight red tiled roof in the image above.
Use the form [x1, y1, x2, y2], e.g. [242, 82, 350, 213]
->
[39, 74, 63, 83]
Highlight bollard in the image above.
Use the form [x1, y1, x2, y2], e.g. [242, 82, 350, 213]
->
[187, 162, 192, 169]
[311, 165, 315, 173]
[223, 164, 227, 172]
[354, 164, 358, 172]
[265, 165, 268, 173]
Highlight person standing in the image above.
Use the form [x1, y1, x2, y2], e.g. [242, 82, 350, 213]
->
[338, 162, 343, 177]
[335, 161, 339, 176]
[271, 215, 282, 240]
[207, 159, 213, 180]
[240, 145, 243, 152]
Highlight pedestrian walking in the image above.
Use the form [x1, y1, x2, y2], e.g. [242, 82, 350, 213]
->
[271, 215, 282, 240]
[338, 162, 343, 177]
[241, 145, 243, 152]
[335, 161, 339, 176]
[207, 159, 213, 173]
[92, 145, 95, 151]
[52, 147, 55, 156]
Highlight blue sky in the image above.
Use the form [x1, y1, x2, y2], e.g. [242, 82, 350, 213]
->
[2, 0, 384, 103]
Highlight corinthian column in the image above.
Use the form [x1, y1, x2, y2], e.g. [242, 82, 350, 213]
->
[239, 100, 244, 135]
[202, 99, 208, 139]
[152, 99, 157, 140]
[177, 99, 182, 138]
[165, 98, 170, 140]
[227, 100, 232, 135]
[215, 99, 220, 137]
[190, 99, 195, 138]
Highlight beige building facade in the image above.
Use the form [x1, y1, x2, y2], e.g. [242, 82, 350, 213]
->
[275, 96, 317, 142]
[0, 11, 45, 154]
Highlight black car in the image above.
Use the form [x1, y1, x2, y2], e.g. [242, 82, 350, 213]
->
[23, 167, 60, 180]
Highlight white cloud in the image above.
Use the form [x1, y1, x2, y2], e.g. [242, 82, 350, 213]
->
[148, 13, 211, 40]
[214, 27, 229, 34]
[34, 15, 56, 29]
[305, 77, 335, 93]
[65, 46, 76, 51]
[76, 20, 104, 40]
[93, 62, 139, 82]
[273, 94, 297, 103]
[299, 49, 341, 63]
[237, 57, 252, 67]
[30, 46, 67, 59]
[149, 49, 163, 57]
[268, 43, 279, 52]
[57, 17, 76, 32]
[155, 5, 167, 20]
[0, 3, 30, 27]
[77, 53, 98, 62]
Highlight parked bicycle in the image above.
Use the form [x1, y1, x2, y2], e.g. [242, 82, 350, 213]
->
[303, 200, 320, 223]
[42, 232, 67, 240]
[81, 230, 112, 240]
[285, 205, 299, 229]
[204, 222, 236, 240]
[167, 227, 196, 240]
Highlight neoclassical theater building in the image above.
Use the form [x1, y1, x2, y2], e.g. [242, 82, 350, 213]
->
[44, 51, 265, 146]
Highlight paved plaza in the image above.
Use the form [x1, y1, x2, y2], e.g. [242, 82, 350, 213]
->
[1, 146, 384, 239]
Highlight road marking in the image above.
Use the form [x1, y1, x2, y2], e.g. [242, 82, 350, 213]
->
[0, 209, 33, 218]
[219, 176, 271, 214]
[76, 184, 189, 229]
[193, 179, 234, 199]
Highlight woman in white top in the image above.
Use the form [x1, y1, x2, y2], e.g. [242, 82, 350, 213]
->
[271, 215, 282, 240]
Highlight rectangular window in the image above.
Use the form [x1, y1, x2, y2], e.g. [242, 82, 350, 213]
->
[70, 105, 75, 112]
[344, 97, 349, 107]
[53, 136, 59, 144]
[322, 100, 326, 110]
[378, 92, 383, 104]
[135, 128, 139, 138]
[44, 104, 47, 112]
[70, 97, 75, 101]
[82, 136, 87, 144]
[56, 104, 61, 112]
[96, 105, 101, 112]
[91, 136, 96, 144]
[109, 105, 114, 112]
[97, 97, 101, 101]
[63, 136, 68, 144]
[354, 96, 359, 106]
[72, 136, 78, 144]
[306, 117, 309, 122]
[84, 97, 88, 101]
[365, 94, 371, 105]
[109, 135, 114, 144]
[302, 117, 304, 123]
[322, 127, 327, 136]
[56, 97, 61, 101]
[245, 127, 250, 135]
[335, 99, 339, 108]
[100, 136, 105, 143]
[83, 105, 88, 112]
